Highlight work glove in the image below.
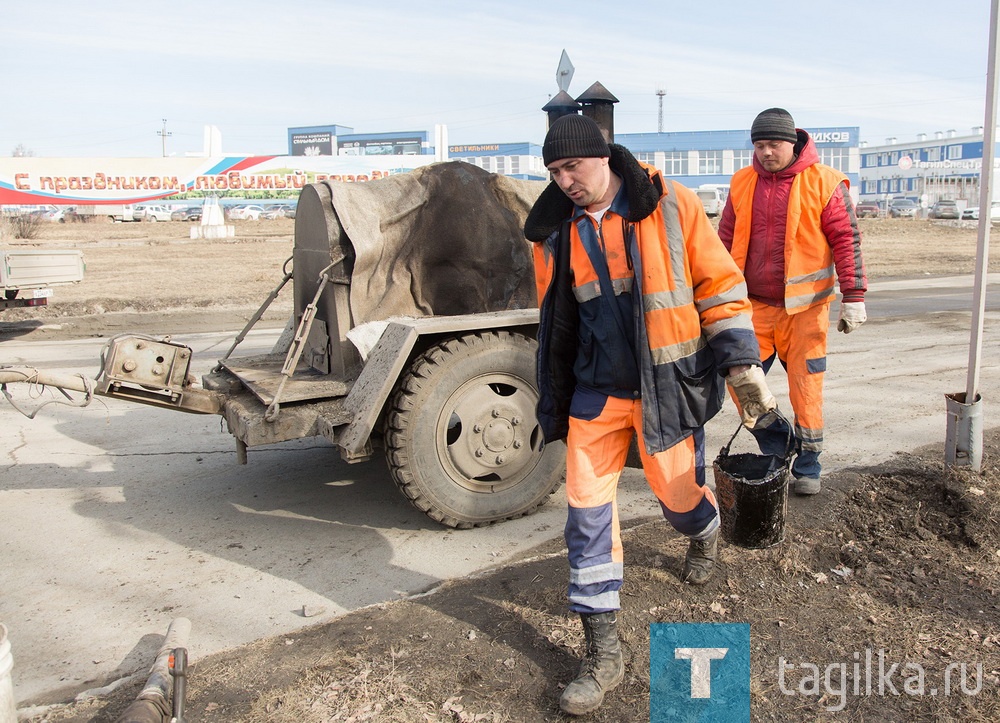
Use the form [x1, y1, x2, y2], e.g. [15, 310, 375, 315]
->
[837, 301, 867, 333]
[726, 366, 778, 429]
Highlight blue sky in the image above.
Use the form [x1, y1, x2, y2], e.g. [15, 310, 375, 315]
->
[2, 0, 994, 157]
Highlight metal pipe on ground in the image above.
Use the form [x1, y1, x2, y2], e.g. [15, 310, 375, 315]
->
[113, 618, 191, 723]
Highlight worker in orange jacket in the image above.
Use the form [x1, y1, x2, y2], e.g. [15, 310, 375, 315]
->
[719, 108, 868, 495]
[525, 114, 776, 716]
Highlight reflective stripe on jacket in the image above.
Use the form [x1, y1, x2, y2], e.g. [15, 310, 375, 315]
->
[564, 185, 641, 396]
[527, 146, 761, 455]
[726, 150, 854, 313]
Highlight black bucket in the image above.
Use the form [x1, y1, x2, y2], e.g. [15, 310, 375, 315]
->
[712, 417, 792, 549]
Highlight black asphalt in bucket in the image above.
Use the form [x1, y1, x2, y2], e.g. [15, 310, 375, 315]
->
[712, 415, 793, 549]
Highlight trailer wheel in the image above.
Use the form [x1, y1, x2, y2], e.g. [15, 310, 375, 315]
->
[385, 331, 565, 529]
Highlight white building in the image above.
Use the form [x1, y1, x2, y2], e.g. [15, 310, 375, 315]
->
[858, 127, 998, 208]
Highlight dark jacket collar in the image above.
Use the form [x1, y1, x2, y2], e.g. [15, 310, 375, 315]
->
[524, 143, 664, 241]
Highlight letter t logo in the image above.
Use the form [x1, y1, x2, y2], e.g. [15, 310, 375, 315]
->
[675, 647, 728, 698]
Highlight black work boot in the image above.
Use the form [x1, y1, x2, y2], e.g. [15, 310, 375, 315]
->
[682, 529, 719, 585]
[559, 611, 625, 715]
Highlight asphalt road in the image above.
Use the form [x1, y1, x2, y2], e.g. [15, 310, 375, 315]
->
[1, 274, 999, 709]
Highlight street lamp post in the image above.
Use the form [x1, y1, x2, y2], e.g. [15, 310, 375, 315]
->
[158, 119, 172, 158]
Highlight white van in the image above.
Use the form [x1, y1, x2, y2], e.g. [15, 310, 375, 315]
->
[696, 185, 728, 217]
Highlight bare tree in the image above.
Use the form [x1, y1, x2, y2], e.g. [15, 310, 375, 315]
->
[11, 143, 34, 157]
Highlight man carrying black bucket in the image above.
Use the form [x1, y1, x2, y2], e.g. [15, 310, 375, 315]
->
[719, 108, 868, 496]
[524, 113, 777, 716]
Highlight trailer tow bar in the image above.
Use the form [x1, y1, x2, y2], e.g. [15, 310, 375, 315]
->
[0, 368, 95, 418]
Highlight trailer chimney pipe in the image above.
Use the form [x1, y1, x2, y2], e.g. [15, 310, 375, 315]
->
[542, 91, 581, 131]
[576, 81, 619, 143]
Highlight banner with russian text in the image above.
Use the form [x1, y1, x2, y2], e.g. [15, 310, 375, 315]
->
[0, 155, 438, 205]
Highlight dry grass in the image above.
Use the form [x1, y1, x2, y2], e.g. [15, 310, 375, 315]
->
[245, 653, 517, 723]
[7, 217, 996, 326]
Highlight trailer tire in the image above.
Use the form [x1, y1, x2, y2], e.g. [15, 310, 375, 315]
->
[385, 331, 565, 529]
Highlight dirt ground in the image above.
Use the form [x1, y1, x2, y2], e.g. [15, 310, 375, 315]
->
[1, 217, 297, 338]
[4, 214, 1000, 721]
[1, 215, 998, 340]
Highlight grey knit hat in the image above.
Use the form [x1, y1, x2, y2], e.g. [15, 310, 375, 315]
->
[750, 107, 798, 144]
[542, 114, 610, 165]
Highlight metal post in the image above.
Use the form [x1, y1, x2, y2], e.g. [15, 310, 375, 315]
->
[946, 0, 998, 471]
[158, 119, 172, 158]
[657, 88, 666, 133]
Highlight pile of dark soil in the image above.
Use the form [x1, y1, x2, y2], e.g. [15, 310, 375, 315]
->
[31, 430, 1000, 722]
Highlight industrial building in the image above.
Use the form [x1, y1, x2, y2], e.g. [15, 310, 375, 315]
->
[287, 121, 862, 193]
[610, 127, 859, 192]
[857, 127, 999, 207]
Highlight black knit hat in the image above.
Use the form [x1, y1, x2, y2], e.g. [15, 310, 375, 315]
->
[750, 107, 798, 144]
[542, 114, 610, 165]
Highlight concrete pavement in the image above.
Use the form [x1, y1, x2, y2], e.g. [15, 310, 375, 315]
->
[1, 275, 998, 708]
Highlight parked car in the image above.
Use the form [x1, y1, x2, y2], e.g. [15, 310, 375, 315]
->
[889, 198, 920, 219]
[170, 206, 202, 222]
[262, 204, 295, 219]
[27, 206, 65, 222]
[855, 200, 880, 218]
[961, 201, 1000, 221]
[134, 205, 173, 222]
[228, 204, 265, 220]
[928, 199, 960, 220]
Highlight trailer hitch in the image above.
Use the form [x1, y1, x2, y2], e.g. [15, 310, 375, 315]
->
[0, 335, 224, 418]
[94, 334, 224, 414]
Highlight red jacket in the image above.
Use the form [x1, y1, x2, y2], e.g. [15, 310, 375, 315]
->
[718, 130, 867, 306]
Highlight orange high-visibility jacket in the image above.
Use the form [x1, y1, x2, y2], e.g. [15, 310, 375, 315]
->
[524, 146, 760, 455]
[727, 162, 848, 313]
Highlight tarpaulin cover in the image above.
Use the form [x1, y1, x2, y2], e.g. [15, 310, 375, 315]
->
[324, 161, 547, 326]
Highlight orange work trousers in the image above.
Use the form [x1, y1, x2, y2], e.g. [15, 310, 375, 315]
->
[747, 299, 829, 479]
[564, 388, 719, 613]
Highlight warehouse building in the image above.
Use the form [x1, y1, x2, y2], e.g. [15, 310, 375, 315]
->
[613, 127, 860, 193]
[857, 127, 999, 207]
[288, 121, 861, 191]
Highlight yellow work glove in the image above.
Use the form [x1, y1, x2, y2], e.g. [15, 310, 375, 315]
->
[726, 366, 778, 429]
[837, 301, 867, 333]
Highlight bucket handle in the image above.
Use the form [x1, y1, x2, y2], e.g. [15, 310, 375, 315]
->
[720, 408, 795, 462]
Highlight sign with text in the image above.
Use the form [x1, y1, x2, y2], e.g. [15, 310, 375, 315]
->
[338, 137, 423, 156]
[805, 127, 856, 146]
[291, 132, 334, 156]
[0, 155, 438, 205]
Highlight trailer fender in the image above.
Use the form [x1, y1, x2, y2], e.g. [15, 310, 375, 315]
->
[337, 309, 539, 459]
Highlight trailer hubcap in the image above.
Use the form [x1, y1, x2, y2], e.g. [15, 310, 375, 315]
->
[440, 375, 543, 492]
